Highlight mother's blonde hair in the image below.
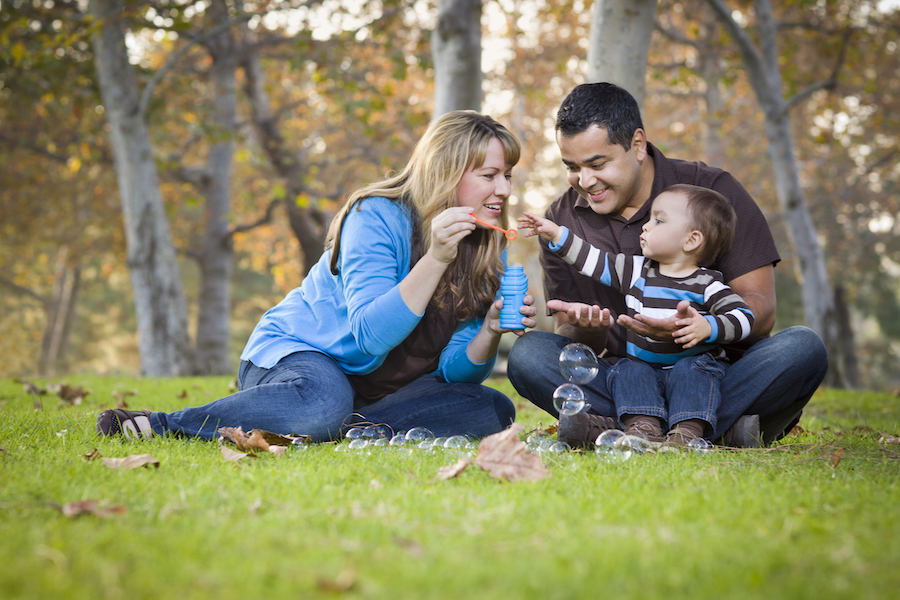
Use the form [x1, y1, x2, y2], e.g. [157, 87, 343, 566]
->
[326, 110, 521, 320]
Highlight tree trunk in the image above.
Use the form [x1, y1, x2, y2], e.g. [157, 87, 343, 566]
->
[194, 0, 237, 375]
[432, 0, 483, 116]
[240, 26, 330, 274]
[38, 246, 81, 376]
[89, 0, 194, 376]
[834, 285, 859, 389]
[587, 0, 659, 109]
[707, 0, 841, 386]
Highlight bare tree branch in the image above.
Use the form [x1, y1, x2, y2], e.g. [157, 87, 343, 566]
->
[784, 28, 853, 112]
[0, 275, 50, 307]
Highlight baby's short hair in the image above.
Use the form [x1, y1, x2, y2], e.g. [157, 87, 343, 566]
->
[664, 184, 736, 267]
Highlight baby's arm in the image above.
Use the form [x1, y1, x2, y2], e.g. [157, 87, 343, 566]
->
[672, 304, 712, 349]
[518, 212, 563, 244]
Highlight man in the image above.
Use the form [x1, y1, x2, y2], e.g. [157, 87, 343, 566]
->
[507, 82, 827, 448]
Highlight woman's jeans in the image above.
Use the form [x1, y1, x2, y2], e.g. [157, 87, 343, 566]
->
[507, 326, 828, 444]
[150, 351, 516, 442]
[607, 354, 727, 435]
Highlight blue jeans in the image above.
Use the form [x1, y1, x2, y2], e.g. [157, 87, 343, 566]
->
[607, 354, 727, 435]
[150, 351, 516, 442]
[507, 327, 828, 444]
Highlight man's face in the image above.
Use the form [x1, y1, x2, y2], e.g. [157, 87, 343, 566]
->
[556, 125, 646, 217]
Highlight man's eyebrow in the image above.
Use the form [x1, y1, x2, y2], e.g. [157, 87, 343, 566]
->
[561, 154, 607, 165]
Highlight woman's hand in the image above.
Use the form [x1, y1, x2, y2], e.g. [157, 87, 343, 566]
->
[467, 295, 538, 365]
[428, 207, 477, 264]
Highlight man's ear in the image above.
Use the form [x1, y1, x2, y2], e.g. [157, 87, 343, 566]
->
[631, 129, 648, 161]
[684, 230, 703, 253]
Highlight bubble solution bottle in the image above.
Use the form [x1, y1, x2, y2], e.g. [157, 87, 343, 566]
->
[499, 266, 528, 329]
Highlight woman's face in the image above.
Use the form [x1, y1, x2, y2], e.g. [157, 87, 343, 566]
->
[456, 137, 513, 226]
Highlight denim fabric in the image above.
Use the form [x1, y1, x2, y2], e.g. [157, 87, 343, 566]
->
[150, 351, 515, 442]
[607, 354, 727, 433]
[507, 326, 827, 444]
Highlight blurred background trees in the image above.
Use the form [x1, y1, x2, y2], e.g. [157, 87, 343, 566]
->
[1, 0, 898, 389]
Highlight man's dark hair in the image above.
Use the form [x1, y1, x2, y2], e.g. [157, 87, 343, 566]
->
[666, 184, 736, 267]
[555, 83, 644, 150]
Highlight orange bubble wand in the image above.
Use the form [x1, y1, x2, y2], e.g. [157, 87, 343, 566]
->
[474, 217, 517, 240]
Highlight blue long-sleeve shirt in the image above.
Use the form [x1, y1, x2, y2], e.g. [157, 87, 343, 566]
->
[241, 196, 496, 382]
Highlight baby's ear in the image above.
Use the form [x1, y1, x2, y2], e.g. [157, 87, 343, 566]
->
[684, 230, 703, 253]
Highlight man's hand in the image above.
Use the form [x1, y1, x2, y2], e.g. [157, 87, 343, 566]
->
[618, 299, 692, 341]
[547, 300, 612, 332]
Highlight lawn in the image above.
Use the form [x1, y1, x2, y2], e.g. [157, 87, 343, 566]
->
[1, 375, 898, 599]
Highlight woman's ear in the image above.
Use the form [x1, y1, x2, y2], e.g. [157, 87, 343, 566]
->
[683, 230, 704, 254]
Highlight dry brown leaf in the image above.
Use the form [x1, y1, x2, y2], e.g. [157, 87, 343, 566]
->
[101, 454, 160, 470]
[50, 383, 90, 406]
[220, 446, 254, 462]
[218, 426, 251, 449]
[268, 445, 287, 457]
[228, 378, 238, 393]
[59, 499, 127, 518]
[82, 448, 101, 461]
[474, 423, 550, 482]
[316, 567, 357, 593]
[830, 448, 844, 469]
[245, 429, 271, 452]
[176, 389, 188, 399]
[218, 427, 307, 454]
[22, 380, 47, 396]
[879, 434, 900, 447]
[437, 456, 473, 480]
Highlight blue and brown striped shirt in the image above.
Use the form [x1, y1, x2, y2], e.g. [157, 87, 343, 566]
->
[552, 227, 755, 366]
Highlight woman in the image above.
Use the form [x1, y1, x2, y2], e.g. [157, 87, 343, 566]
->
[97, 111, 536, 442]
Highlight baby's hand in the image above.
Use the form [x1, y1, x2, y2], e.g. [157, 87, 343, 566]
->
[672, 306, 712, 349]
[518, 212, 562, 244]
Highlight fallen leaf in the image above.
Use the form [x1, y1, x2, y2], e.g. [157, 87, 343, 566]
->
[59, 500, 127, 518]
[228, 378, 238, 393]
[82, 448, 101, 460]
[316, 567, 357, 593]
[393, 535, 424, 558]
[268, 445, 287, 457]
[218, 426, 307, 455]
[220, 445, 254, 462]
[789, 424, 807, 436]
[56, 429, 68, 437]
[176, 390, 188, 399]
[878, 434, 900, 447]
[465, 424, 551, 482]
[437, 456, 473, 480]
[101, 454, 160, 470]
[22, 381, 47, 396]
[830, 448, 844, 469]
[50, 383, 90, 406]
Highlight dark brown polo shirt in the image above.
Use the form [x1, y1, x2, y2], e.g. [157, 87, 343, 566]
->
[540, 142, 781, 359]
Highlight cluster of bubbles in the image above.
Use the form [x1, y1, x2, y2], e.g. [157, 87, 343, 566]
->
[330, 425, 477, 455]
[552, 343, 599, 416]
[552, 343, 715, 460]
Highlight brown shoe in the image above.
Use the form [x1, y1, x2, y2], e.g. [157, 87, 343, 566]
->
[557, 412, 619, 449]
[622, 415, 665, 446]
[664, 419, 707, 448]
[720, 415, 761, 448]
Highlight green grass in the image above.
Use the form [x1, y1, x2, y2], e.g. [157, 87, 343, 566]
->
[1, 376, 899, 599]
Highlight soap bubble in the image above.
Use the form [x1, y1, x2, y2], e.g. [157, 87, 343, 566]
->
[444, 435, 469, 450]
[348, 439, 369, 452]
[291, 437, 309, 451]
[389, 433, 408, 447]
[405, 427, 435, 444]
[596, 429, 632, 462]
[597, 429, 626, 448]
[547, 441, 571, 454]
[688, 437, 714, 453]
[595, 445, 630, 463]
[363, 425, 390, 441]
[558, 343, 600, 384]
[619, 434, 651, 455]
[345, 427, 365, 440]
[552, 383, 586, 416]
[372, 438, 390, 448]
[431, 437, 448, 449]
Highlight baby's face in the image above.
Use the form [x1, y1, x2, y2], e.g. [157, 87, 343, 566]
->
[640, 191, 697, 263]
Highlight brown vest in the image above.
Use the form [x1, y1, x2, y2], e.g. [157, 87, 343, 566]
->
[348, 305, 457, 404]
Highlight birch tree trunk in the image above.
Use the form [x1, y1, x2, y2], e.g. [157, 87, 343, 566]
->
[89, 0, 194, 376]
[193, 0, 237, 375]
[707, 0, 841, 385]
[587, 0, 658, 109]
[432, 0, 483, 116]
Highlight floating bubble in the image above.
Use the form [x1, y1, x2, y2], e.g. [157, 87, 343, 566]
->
[558, 343, 600, 384]
[552, 383, 586, 416]
[688, 437, 714, 453]
[405, 427, 435, 444]
[345, 427, 365, 440]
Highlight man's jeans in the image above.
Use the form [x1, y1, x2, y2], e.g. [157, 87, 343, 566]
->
[151, 351, 516, 442]
[507, 327, 827, 444]
[608, 354, 727, 434]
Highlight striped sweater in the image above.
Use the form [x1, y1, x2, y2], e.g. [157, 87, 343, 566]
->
[552, 227, 755, 366]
